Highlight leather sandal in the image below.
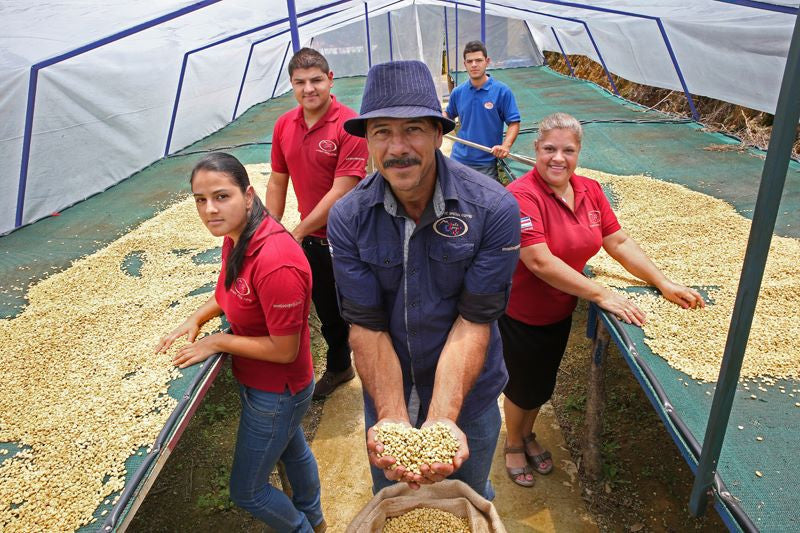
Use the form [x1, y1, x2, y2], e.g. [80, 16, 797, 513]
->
[504, 443, 535, 487]
[523, 433, 553, 475]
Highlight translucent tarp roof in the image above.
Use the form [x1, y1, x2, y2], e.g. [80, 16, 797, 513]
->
[1, 0, 797, 234]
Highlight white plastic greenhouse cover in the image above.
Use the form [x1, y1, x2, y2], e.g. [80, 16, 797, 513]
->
[1, 0, 798, 235]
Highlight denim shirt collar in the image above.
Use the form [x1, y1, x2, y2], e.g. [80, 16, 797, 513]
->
[383, 177, 445, 220]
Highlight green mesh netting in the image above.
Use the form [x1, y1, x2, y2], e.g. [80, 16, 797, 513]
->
[3, 67, 797, 531]
[491, 66, 799, 532]
[0, 80, 366, 532]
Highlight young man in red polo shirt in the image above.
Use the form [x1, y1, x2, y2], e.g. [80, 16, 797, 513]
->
[267, 48, 368, 399]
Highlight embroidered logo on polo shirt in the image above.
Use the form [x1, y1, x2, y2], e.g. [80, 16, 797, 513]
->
[588, 210, 601, 227]
[433, 216, 468, 237]
[484, 101, 494, 110]
[520, 216, 533, 231]
[318, 139, 337, 153]
[234, 278, 251, 296]
[233, 277, 254, 303]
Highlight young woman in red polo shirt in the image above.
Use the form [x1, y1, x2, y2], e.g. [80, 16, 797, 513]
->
[501, 113, 704, 487]
[155, 152, 325, 532]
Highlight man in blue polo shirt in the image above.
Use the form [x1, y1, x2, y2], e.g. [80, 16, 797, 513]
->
[445, 41, 521, 182]
[327, 60, 520, 500]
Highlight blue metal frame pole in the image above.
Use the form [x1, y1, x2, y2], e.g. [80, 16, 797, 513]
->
[583, 25, 619, 95]
[689, 10, 800, 517]
[14, 0, 222, 229]
[365, 2, 372, 68]
[164, 0, 351, 155]
[388, 12, 393, 61]
[654, 19, 699, 120]
[232, 45, 258, 121]
[286, 0, 301, 53]
[481, 0, 486, 44]
[713, 0, 798, 14]
[518, 0, 697, 115]
[454, 4, 459, 85]
[164, 18, 287, 156]
[272, 41, 293, 99]
[551, 27, 575, 76]
[444, 7, 451, 75]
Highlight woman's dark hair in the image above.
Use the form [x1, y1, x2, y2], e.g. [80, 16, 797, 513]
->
[190, 152, 268, 290]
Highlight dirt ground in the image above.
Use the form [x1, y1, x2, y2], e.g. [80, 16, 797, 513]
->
[128, 137, 727, 533]
[128, 300, 726, 532]
[549, 301, 725, 532]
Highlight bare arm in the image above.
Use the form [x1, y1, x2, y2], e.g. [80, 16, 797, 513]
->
[521, 243, 648, 325]
[350, 324, 407, 421]
[414, 316, 490, 483]
[428, 316, 490, 421]
[291, 176, 359, 241]
[170, 331, 301, 368]
[602, 229, 704, 309]
[491, 121, 520, 159]
[351, 324, 418, 485]
[266, 170, 290, 221]
[155, 295, 222, 353]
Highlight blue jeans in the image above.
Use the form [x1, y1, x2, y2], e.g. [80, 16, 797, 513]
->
[229, 380, 323, 532]
[364, 399, 501, 500]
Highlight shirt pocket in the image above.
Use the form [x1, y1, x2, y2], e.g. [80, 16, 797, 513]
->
[428, 240, 475, 298]
[360, 243, 403, 293]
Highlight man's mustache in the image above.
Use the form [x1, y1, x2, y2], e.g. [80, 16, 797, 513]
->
[383, 157, 421, 168]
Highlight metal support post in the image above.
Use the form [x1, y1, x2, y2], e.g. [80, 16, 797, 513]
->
[585, 312, 610, 480]
[286, 0, 301, 53]
[481, 0, 486, 43]
[387, 12, 393, 61]
[454, 4, 459, 85]
[551, 27, 575, 76]
[444, 7, 450, 74]
[689, 10, 800, 517]
[365, 2, 372, 68]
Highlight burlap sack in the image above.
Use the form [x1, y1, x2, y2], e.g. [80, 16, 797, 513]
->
[346, 479, 507, 533]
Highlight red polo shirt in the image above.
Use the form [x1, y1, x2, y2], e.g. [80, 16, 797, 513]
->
[270, 95, 368, 238]
[506, 168, 621, 325]
[215, 216, 313, 393]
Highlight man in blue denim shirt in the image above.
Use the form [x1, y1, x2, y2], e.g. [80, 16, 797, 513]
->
[327, 61, 520, 499]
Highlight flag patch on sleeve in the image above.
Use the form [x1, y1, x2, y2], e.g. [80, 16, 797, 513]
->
[520, 216, 533, 231]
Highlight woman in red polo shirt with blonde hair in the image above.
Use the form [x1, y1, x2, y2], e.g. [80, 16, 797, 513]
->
[155, 152, 325, 532]
[501, 113, 704, 487]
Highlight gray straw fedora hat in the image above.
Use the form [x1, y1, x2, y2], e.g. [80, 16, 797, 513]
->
[344, 60, 456, 137]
